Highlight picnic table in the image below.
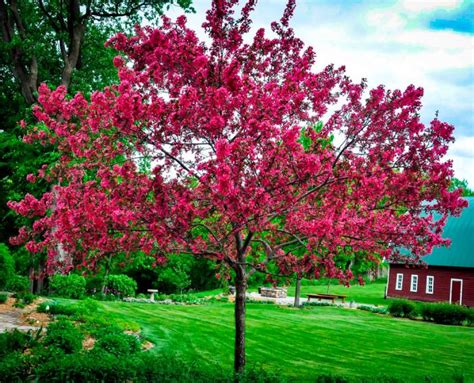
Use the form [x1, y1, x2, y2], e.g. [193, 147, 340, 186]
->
[306, 293, 347, 304]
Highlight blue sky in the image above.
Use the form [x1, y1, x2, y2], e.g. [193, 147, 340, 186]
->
[168, 0, 474, 187]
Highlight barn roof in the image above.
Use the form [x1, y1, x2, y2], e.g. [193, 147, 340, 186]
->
[422, 197, 474, 268]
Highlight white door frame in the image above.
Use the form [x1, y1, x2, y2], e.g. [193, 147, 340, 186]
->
[449, 278, 463, 305]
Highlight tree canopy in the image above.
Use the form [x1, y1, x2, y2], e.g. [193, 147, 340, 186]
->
[0, 0, 193, 245]
[8, 0, 467, 372]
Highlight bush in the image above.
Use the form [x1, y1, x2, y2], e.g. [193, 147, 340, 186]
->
[49, 274, 86, 299]
[6, 275, 30, 293]
[35, 352, 134, 382]
[14, 292, 36, 306]
[43, 320, 83, 354]
[37, 301, 77, 316]
[420, 303, 472, 325]
[95, 332, 141, 356]
[0, 244, 15, 290]
[388, 300, 417, 318]
[0, 328, 41, 359]
[0, 352, 30, 382]
[302, 301, 332, 307]
[0, 293, 8, 304]
[105, 274, 137, 298]
[358, 305, 387, 315]
[85, 275, 104, 295]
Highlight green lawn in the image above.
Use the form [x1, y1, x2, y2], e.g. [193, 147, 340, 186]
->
[296, 281, 389, 306]
[100, 301, 474, 382]
[189, 281, 389, 306]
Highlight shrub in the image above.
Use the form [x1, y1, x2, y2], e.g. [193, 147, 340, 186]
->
[49, 274, 86, 299]
[6, 275, 30, 293]
[37, 301, 77, 316]
[0, 293, 8, 304]
[358, 305, 387, 315]
[302, 301, 332, 307]
[0, 328, 41, 358]
[14, 292, 36, 306]
[105, 274, 137, 298]
[35, 352, 133, 382]
[43, 320, 83, 354]
[0, 244, 15, 290]
[85, 275, 105, 295]
[95, 332, 141, 356]
[388, 300, 417, 318]
[420, 303, 472, 325]
[0, 352, 29, 382]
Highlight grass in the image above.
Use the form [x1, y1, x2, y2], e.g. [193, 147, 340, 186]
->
[296, 280, 389, 306]
[189, 280, 391, 306]
[99, 300, 474, 382]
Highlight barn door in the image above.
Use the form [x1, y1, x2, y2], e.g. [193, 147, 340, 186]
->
[450, 279, 463, 305]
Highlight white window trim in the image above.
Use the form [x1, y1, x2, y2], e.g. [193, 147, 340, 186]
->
[395, 273, 403, 291]
[410, 274, 418, 292]
[426, 276, 434, 294]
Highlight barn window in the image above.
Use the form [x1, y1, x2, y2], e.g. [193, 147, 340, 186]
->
[426, 276, 434, 294]
[410, 275, 418, 292]
[395, 273, 403, 290]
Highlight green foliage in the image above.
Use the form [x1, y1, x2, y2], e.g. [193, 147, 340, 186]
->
[6, 275, 30, 293]
[387, 299, 417, 318]
[85, 275, 104, 295]
[0, 352, 30, 383]
[0, 293, 8, 303]
[156, 293, 204, 304]
[358, 305, 387, 314]
[0, 243, 15, 289]
[43, 320, 83, 354]
[37, 299, 99, 320]
[95, 331, 141, 356]
[420, 303, 473, 326]
[49, 274, 86, 299]
[37, 301, 77, 316]
[302, 301, 332, 307]
[450, 178, 474, 197]
[105, 274, 137, 298]
[157, 254, 192, 293]
[0, 329, 40, 357]
[14, 292, 36, 306]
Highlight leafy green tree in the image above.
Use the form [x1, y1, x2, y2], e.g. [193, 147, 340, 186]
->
[450, 178, 474, 196]
[0, 243, 15, 289]
[0, 0, 193, 276]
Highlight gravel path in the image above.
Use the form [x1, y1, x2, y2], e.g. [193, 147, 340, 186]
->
[0, 296, 46, 333]
[0, 311, 39, 333]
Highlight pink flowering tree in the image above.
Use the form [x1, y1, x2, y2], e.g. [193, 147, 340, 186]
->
[9, 0, 466, 373]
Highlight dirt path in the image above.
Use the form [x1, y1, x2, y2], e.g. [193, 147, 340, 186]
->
[0, 296, 50, 333]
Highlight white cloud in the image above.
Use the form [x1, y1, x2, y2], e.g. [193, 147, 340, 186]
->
[400, 0, 463, 13]
[165, 1, 474, 186]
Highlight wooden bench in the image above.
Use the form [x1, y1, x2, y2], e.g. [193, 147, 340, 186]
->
[306, 293, 347, 304]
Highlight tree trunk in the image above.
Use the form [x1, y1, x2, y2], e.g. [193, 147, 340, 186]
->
[101, 255, 112, 295]
[234, 266, 247, 374]
[29, 267, 34, 293]
[294, 275, 301, 307]
[0, 0, 37, 104]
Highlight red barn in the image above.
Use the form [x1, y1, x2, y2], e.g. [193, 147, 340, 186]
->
[386, 197, 474, 307]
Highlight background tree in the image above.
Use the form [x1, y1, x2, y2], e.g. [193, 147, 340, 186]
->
[9, 0, 467, 374]
[450, 178, 474, 196]
[0, 0, 193, 283]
